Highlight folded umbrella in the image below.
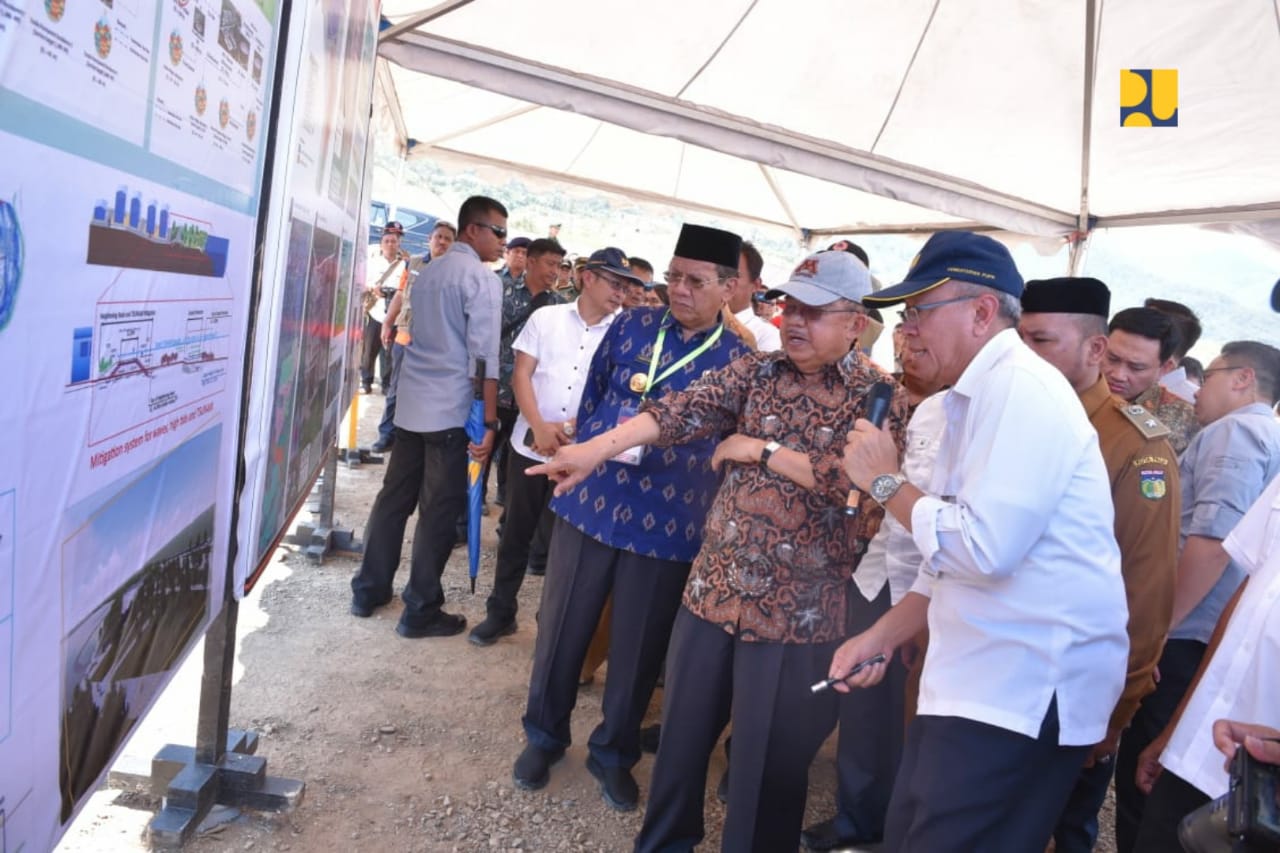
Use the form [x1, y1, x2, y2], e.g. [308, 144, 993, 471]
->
[464, 359, 487, 593]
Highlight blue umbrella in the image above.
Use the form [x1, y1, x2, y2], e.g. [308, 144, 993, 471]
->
[464, 359, 487, 593]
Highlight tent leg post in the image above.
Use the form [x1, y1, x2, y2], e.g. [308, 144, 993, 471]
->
[142, 599, 305, 849]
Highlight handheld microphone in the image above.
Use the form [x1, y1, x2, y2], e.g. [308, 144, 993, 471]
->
[843, 380, 895, 517]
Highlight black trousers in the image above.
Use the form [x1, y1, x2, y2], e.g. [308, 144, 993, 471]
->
[634, 608, 841, 853]
[485, 451, 555, 620]
[522, 518, 690, 769]
[1133, 769, 1210, 853]
[484, 405, 518, 504]
[376, 341, 405, 445]
[829, 585, 905, 840]
[350, 427, 466, 627]
[360, 314, 391, 389]
[884, 698, 1089, 852]
[1114, 639, 1207, 853]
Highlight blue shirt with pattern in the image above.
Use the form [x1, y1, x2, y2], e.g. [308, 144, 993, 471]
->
[550, 307, 750, 562]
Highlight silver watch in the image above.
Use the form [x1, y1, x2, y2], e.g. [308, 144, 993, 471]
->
[869, 473, 906, 504]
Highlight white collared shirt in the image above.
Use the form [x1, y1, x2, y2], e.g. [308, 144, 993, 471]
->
[1161, 471, 1280, 797]
[510, 301, 619, 462]
[908, 329, 1129, 745]
[734, 306, 781, 353]
[854, 391, 945, 604]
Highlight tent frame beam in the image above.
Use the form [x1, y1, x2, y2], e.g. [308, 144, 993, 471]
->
[378, 31, 1079, 237]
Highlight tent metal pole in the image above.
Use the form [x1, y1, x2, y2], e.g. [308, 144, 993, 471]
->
[378, 0, 475, 43]
[1071, 0, 1100, 274]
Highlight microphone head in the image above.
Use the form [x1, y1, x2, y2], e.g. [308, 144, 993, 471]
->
[866, 380, 895, 427]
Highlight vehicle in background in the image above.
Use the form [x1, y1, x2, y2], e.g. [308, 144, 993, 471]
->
[368, 200, 438, 257]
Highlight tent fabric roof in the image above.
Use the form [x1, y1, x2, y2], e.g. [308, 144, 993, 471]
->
[374, 0, 1280, 244]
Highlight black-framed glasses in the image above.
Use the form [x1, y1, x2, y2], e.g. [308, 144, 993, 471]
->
[589, 270, 628, 291]
[1202, 365, 1246, 379]
[780, 302, 864, 323]
[474, 221, 508, 240]
[898, 294, 979, 325]
[664, 270, 724, 290]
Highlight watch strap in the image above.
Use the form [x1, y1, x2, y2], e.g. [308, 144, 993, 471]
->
[760, 440, 782, 466]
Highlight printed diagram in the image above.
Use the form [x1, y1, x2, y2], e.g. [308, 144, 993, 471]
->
[0, 196, 21, 333]
[87, 182, 229, 278]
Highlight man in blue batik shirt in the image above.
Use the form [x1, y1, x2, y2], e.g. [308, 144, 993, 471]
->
[511, 224, 751, 812]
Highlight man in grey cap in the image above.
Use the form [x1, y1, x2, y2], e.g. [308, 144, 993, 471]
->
[538, 251, 910, 850]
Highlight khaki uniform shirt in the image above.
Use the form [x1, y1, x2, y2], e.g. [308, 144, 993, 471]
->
[1135, 382, 1198, 455]
[1081, 376, 1180, 734]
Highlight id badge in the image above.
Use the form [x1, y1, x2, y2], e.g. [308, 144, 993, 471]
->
[611, 403, 645, 465]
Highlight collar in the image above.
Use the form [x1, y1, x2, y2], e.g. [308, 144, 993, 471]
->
[657, 309, 719, 341]
[1228, 401, 1279, 420]
[1078, 374, 1112, 418]
[951, 327, 1021, 399]
[451, 242, 481, 262]
[733, 306, 757, 324]
[574, 300, 620, 328]
[1134, 383, 1166, 409]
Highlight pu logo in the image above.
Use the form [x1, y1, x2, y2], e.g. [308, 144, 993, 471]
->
[1121, 69, 1177, 127]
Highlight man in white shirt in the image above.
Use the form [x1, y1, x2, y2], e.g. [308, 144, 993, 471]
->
[836, 231, 1130, 852]
[1129, 469, 1280, 850]
[468, 247, 633, 645]
[734, 242, 782, 352]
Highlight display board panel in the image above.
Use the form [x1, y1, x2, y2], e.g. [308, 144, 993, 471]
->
[0, 0, 282, 847]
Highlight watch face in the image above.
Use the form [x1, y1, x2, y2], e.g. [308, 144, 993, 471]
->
[871, 475, 898, 501]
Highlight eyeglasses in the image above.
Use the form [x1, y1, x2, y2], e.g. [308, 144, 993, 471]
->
[590, 270, 628, 291]
[663, 270, 724, 290]
[473, 222, 508, 240]
[780, 302, 864, 323]
[898, 294, 979, 326]
[1202, 365, 1245, 379]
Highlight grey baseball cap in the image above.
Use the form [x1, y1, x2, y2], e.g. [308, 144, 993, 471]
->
[766, 250, 872, 306]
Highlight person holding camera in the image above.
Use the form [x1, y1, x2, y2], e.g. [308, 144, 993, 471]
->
[362, 220, 407, 394]
[1132, 462, 1280, 851]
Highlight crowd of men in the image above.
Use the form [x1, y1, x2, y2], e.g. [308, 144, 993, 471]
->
[349, 196, 1280, 852]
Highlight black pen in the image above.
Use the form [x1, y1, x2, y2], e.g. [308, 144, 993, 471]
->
[810, 653, 888, 694]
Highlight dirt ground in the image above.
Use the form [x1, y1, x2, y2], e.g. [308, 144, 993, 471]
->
[56, 393, 1119, 853]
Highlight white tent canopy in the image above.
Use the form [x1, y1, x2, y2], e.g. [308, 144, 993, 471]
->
[374, 0, 1280, 252]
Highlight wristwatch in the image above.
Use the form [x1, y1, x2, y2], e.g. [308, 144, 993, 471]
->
[484, 419, 501, 431]
[869, 473, 906, 505]
[759, 440, 782, 466]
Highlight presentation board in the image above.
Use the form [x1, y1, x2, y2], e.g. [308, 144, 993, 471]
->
[0, 0, 282, 847]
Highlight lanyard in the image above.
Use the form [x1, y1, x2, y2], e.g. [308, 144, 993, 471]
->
[637, 313, 724, 400]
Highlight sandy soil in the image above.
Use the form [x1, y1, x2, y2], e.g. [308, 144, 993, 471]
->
[57, 393, 1119, 853]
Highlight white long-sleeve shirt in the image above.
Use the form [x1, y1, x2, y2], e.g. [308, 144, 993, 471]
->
[908, 329, 1130, 745]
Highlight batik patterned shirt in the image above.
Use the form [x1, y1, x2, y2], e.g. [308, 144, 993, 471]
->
[643, 350, 909, 643]
[549, 307, 750, 562]
[1135, 383, 1199, 455]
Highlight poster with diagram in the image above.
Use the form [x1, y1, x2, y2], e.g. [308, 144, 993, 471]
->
[0, 0, 282, 847]
[236, 0, 378, 591]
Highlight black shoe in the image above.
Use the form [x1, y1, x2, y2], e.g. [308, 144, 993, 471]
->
[716, 767, 729, 804]
[800, 817, 882, 851]
[585, 754, 638, 812]
[453, 529, 467, 549]
[370, 437, 394, 453]
[639, 724, 661, 754]
[512, 744, 563, 791]
[494, 492, 505, 507]
[527, 564, 546, 577]
[395, 611, 466, 638]
[350, 596, 389, 618]
[468, 614, 517, 646]
[362, 384, 373, 394]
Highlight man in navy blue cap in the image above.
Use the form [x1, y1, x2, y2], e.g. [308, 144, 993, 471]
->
[832, 231, 1130, 852]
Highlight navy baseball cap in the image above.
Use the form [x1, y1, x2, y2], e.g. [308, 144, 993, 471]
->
[864, 231, 1024, 305]
[766, 250, 871, 306]
[584, 247, 644, 284]
[506, 236, 531, 250]
[383, 220, 405, 236]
